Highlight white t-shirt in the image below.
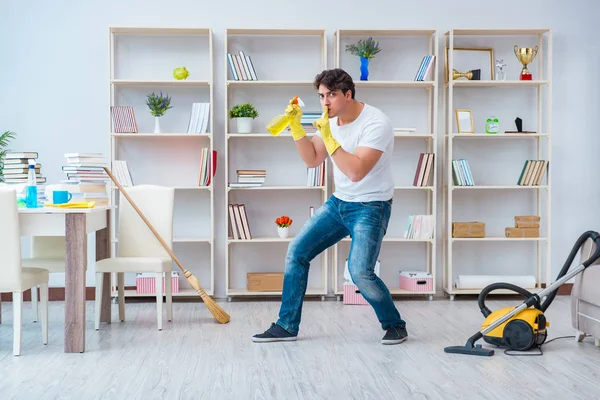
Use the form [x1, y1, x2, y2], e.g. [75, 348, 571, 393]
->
[316, 103, 395, 202]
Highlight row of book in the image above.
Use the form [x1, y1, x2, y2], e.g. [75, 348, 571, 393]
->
[452, 159, 475, 186]
[1, 152, 46, 184]
[404, 214, 435, 240]
[307, 161, 325, 187]
[413, 152, 434, 187]
[229, 169, 266, 188]
[110, 103, 212, 134]
[227, 51, 258, 81]
[517, 160, 548, 186]
[199, 148, 217, 186]
[187, 103, 210, 134]
[414, 54, 435, 81]
[228, 203, 252, 239]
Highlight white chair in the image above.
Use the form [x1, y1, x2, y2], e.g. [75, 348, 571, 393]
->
[95, 185, 174, 331]
[0, 187, 49, 356]
[21, 236, 66, 322]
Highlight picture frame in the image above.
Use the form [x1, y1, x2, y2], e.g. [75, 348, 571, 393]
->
[456, 109, 474, 133]
[444, 47, 495, 82]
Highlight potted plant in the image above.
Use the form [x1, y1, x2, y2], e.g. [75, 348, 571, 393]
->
[345, 37, 382, 81]
[0, 130, 16, 183]
[275, 215, 293, 238]
[229, 103, 259, 134]
[145, 92, 173, 133]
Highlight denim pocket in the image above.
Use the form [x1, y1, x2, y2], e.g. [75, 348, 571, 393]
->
[359, 201, 383, 209]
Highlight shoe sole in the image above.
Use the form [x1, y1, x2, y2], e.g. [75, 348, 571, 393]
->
[381, 337, 408, 345]
[252, 336, 297, 343]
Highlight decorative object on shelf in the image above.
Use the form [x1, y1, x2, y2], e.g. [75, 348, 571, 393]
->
[0, 130, 16, 183]
[495, 59, 506, 81]
[485, 116, 500, 134]
[444, 47, 494, 82]
[173, 66, 189, 80]
[455, 109, 474, 133]
[145, 92, 172, 133]
[505, 117, 536, 134]
[275, 215, 293, 238]
[345, 37, 381, 81]
[514, 45, 538, 80]
[452, 68, 481, 80]
[229, 103, 259, 134]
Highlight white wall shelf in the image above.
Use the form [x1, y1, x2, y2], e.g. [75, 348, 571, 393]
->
[332, 28, 439, 301]
[108, 26, 215, 297]
[224, 28, 329, 301]
[441, 28, 552, 300]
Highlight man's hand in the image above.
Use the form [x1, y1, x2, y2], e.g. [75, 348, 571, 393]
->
[285, 98, 306, 141]
[313, 106, 340, 155]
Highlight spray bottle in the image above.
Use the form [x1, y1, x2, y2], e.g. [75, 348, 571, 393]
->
[266, 96, 305, 136]
[25, 159, 38, 208]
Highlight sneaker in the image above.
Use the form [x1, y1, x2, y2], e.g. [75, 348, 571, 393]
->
[381, 326, 408, 345]
[252, 323, 298, 343]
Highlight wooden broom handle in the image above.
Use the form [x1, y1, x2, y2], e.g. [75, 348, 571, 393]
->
[103, 167, 186, 274]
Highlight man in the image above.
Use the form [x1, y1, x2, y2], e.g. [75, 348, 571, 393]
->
[252, 68, 407, 345]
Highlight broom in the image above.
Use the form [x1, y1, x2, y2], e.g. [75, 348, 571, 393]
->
[103, 167, 230, 324]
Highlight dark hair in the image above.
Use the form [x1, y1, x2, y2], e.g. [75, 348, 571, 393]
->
[313, 68, 355, 99]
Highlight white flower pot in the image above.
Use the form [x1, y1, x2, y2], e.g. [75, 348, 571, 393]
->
[236, 117, 253, 134]
[154, 116, 161, 133]
[277, 226, 289, 238]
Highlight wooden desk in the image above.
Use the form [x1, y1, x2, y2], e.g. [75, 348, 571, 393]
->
[18, 205, 115, 353]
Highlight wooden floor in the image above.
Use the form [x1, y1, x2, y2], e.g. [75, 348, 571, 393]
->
[0, 295, 598, 399]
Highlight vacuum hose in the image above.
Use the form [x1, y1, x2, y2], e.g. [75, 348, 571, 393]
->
[478, 230, 600, 317]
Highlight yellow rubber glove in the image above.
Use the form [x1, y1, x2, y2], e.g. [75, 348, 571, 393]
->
[285, 98, 306, 141]
[313, 106, 340, 155]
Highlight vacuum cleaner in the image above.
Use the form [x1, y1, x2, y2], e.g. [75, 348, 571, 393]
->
[444, 230, 600, 356]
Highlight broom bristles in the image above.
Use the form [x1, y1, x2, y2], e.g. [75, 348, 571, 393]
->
[184, 270, 230, 324]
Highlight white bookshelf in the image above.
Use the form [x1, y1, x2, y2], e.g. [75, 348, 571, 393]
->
[224, 28, 329, 300]
[108, 27, 215, 297]
[441, 28, 552, 300]
[332, 29, 439, 301]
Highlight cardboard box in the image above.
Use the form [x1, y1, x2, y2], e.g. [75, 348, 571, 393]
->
[505, 227, 539, 238]
[343, 283, 369, 305]
[247, 272, 284, 292]
[136, 272, 180, 294]
[514, 215, 540, 228]
[452, 222, 485, 238]
[399, 271, 433, 292]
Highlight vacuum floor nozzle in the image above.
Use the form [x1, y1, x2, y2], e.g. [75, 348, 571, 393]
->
[444, 344, 494, 356]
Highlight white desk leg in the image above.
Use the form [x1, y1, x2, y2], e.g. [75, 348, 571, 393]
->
[65, 213, 87, 353]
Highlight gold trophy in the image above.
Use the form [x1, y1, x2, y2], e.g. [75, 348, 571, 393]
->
[514, 45, 538, 80]
[452, 68, 481, 80]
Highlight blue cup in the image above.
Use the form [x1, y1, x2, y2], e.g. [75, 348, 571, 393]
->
[53, 190, 72, 204]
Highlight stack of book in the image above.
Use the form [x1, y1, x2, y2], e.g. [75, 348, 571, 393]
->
[227, 50, 258, 81]
[229, 169, 265, 188]
[1, 151, 45, 184]
[452, 159, 474, 186]
[61, 153, 109, 206]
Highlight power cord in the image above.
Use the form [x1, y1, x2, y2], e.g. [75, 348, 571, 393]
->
[504, 334, 591, 356]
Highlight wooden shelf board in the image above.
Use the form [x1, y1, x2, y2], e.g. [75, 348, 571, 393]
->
[228, 237, 293, 243]
[334, 288, 434, 295]
[452, 185, 548, 190]
[394, 133, 433, 138]
[395, 186, 434, 190]
[112, 133, 210, 138]
[227, 185, 325, 191]
[447, 28, 550, 36]
[111, 79, 210, 86]
[110, 27, 211, 35]
[451, 133, 548, 138]
[337, 29, 436, 36]
[227, 80, 314, 87]
[449, 80, 549, 87]
[114, 288, 212, 297]
[227, 133, 317, 138]
[226, 28, 325, 36]
[111, 186, 211, 190]
[451, 237, 548, 242]
[444, 287, 543, 295]
[227, 288, 325, 296]
[354, 81, 434, 88]
[341, 237, 434, 243]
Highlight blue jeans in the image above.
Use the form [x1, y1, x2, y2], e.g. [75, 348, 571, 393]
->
[276, 194, 405, 335]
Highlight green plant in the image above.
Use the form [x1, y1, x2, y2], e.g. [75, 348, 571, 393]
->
[345, 37, 382, 60]
[145, 92, 173, 117]
[229, 103, 259, 119]
[0, 130, 16, 183]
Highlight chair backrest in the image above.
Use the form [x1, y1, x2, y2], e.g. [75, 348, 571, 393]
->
[579, 237, 600, 267]
[117, 185, 174, 258]
[32, 236, 66, 258]
[0, 187, 22, 291]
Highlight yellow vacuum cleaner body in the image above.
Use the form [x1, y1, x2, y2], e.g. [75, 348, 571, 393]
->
[481, 306, 549, 351]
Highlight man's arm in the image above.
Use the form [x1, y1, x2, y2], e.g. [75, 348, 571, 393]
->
[294, 135, 329, 168]
[327, 144, 382, 182]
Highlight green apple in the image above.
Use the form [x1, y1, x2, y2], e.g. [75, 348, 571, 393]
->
[173, 66, 189, 80]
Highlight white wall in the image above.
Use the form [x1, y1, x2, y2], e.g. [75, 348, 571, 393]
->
[1, 0, 598, 298]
